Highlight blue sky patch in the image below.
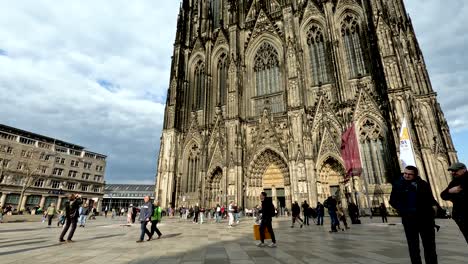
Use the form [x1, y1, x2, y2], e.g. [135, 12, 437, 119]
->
[0, 49, 7, 56]
[97, 79, 118, 92]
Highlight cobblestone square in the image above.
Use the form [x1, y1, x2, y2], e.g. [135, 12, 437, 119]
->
[0, 216, 466, 264]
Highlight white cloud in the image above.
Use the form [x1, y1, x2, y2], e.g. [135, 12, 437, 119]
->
[0, 1, 180, 183]
[0, 1, 466, 183]
[404, 0, 468, 132]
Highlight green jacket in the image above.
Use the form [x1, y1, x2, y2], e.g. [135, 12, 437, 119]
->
[151, 206, 162, 221]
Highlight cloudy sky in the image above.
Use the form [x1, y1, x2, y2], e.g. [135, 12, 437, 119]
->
[0, 1, 466, 184]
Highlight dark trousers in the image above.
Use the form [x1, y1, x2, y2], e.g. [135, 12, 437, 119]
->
[329, 210, 339, 231]
[193, 213, 199, 223]
[317, 215, 323, 225]
[382, 214, 388, 223]
[47, 215, 54, 226]
[402, 216, 437, 264]
[292, 215, 303, 225]
[259, 220, 276, 243]
[454, 218, 468, 244]
[60, 218, 77, 241]
[140, 220, 151, 241]
[151, 220, 162, 237]
[304, 214, 309, 225]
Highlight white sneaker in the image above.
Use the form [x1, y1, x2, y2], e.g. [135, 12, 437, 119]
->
[256, 242, 265, 247]
[268, 243, 277, 248]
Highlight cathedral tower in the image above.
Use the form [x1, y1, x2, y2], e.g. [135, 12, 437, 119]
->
[155, 0, 457, 211]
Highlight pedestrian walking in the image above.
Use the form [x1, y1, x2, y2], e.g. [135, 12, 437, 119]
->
[302, 200, 310, 226]
[136, 196, 153, 243]
[380, 203, 388, 223]
[228, 201, 235, 227]
[348, 202, 360, 224]
[316, 202, 324, 226]
[324, 196, 339, 232]
[193, 203, 200, 223]
[127, 204, 134, 224]
[78, 203, 89, 227]
[104, 206, 108, 218]
[291, 201, 303, 228]
[256, 192, 277, 248]
[45, 203, 57, 227]
[0, 204, 4, 223]
[441, 162, 468, 243]
[337, 202, 349, 230]
[390, 165, 438, 264]
[150, 201, 163, 240]
[200, 207, 205, 224]
[59, 194, 83, 243]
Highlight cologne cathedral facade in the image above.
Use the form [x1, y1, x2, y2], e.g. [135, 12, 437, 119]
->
[155, 0, 457, 211]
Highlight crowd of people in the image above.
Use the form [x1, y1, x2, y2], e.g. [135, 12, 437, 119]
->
[0, 162, 467, 264]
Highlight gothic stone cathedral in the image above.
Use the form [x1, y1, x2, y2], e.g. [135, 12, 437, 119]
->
[155, 0, 457, 212]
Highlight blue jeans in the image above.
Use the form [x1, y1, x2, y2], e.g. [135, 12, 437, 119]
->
[329, 210, 339, 231]
[79, 215, 87, 226]
[317, 215, 323, 225]
[140, 221, 151, 241]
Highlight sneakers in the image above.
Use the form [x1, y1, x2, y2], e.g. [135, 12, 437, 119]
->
[146, 236, 152, 241]
[157, 235, 162, 239]
[136, 240, 144, 243]
[256, 242, 265, 247]
[300, 224, 303, 228]
[59, 239, 66, 243]
[268, 243, 277, 248]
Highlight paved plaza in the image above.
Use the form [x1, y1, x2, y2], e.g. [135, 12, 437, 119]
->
[0, 216, 467, 264]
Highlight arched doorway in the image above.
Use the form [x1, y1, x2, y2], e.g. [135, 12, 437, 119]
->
[247, 149, 290, 211]
[317, 157, 347, 204]
[206, 167, 223, 207]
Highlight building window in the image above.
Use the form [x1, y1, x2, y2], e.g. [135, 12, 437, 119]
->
[93, 187, 100, 193]
[85, 152, 95, 158]
[55, 146, 67, 153]
[211, 0, 222, 29]
[6, 146, 13, 154]
[217, 53, 228, 105]
[55, 157, 65, 164]
[0, 131, 17, 141]
[19, 137, 35, 145]
[193, 60, 205, 110]
[341, 14, 367, 78]
[82, 173, 90, 180]
[51, 180, 61, 189]
[39, 165, 47, 174]
[96, 155, 105, 161]
[70, 150, 81, 156]
[21, 150, 33, 158]
[34, 178, 45, 187]
[95, 165, 104, 172]
[38, 142, 52, 149]
[254, 42, 281, 96]
[0, 158, 10, 168]
[6, 193, 20, 204]
[307, 24, 330, 85]
[16, 162, 25, 170]
[68, 170, 77, 178]
[84, 162, 92, 169]
[94, 175, 102, 182]
[81, 184, 89, 192]
[67, 182, 76, 190]
[71, 160, 79, 167]
[52, 168, 63, 176]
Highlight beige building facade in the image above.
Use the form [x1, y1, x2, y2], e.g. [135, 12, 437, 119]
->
[155, 0, 457, 211]
[0, 124, 106, 212]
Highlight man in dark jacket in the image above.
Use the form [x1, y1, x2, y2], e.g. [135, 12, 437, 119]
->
[136, 196, 153, 243]
[302, 200, 310, 226]
[441, 162, 468, 243]
[257, 192, 277, 248]
[316, 202, 324, 225]
[390, 165, 438, 264]
[59, 194, 82, 243]
[324, 196, 339, 232]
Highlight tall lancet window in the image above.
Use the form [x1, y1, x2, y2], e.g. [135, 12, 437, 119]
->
[186, 144, 200, 193]
[359, 119, 391, 185]
[254, 42, 281, 96]
[212, 0, 222, 29]
[341, 14, 367, 78]
[194, 60, 205, 110]
[307, 25, 330, 85]
[217, 53, 228, 105]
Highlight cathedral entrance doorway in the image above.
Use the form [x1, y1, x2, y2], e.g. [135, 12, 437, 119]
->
[206, 167, 224, 208]
[246, 149, 290, 211]
[317, 157, 347, 205]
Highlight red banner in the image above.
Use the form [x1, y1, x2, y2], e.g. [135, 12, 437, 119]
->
[340, 124, 362, 177]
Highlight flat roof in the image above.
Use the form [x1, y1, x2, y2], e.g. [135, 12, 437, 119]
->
[105, 184, 155, 192]
[0, 123, 106, 156]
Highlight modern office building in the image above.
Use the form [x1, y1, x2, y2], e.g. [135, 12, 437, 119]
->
[102, 184, 155, 211]
[0, 124, 106, 212]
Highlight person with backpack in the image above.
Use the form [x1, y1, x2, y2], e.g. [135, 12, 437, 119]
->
[316, 202, 324, 226]
[150, 201, 163, 240]
[324, 196, 339, 232]
[256, 192, 277, 248]
[301, 201, 310, 226]
[59, 193, 83, 243]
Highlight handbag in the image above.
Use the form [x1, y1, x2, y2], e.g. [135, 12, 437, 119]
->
[253, 224, 271, 240]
